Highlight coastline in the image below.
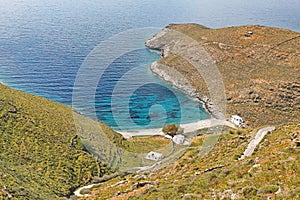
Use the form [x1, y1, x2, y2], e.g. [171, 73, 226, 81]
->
[145, 28, 224, 120]
[118, 118, 235, 139]
[149, 61, 223, 119]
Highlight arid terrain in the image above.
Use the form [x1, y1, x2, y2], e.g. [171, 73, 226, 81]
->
[0, 24, 299, 199]
[80, 24, 299, 199]
[147, 24, 300, 127]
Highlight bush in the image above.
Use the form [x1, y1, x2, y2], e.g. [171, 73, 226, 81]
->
[257, 185, 279, 194]
[162, 124, 180, 137]
[80, 188, 91, 195]
[242, 186, 257, 196]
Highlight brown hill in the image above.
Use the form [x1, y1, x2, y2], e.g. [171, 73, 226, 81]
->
[146, 24, 300, 127]
[78, 24, 300, 200]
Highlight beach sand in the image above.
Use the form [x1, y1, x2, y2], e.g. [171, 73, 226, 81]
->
[118, 118, 235, 139]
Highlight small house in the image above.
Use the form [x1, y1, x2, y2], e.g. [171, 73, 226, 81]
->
[145, 151, 163, 161]
[230, 115, 244, 126]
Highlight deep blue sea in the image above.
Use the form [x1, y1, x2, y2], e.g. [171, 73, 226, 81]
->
[1, 0, 299, 130]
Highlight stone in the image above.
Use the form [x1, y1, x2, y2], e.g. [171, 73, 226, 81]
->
[132, 181, 157, 189]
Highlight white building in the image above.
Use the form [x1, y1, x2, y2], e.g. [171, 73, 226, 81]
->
[145, 151, 163, 161]
[230, 115, 244, 127]
[172, 134, 191, 146]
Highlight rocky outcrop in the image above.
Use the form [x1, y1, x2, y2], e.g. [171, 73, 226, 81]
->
[149, 61, 197, 97]
[146, 24, 300, 126]
[146, 27, 226, 119]
[145, 28, 173, 54]
[149, 61, 225, 119]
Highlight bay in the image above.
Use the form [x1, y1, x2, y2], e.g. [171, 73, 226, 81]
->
[0, 0, 299, 130]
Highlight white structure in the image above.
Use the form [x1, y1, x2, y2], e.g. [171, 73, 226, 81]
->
[172, 134, 191, 146]
[230, 115, 244, 126]
[145, 151, 163, 161]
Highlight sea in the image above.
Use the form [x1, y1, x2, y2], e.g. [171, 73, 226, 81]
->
[0, 0, 299, 130]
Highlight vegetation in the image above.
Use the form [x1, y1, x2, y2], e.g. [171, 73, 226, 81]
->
[0, 83, 115, 199]
[76, 24, 300, 199]
[162, 124, 180, 136]
[1, 24, 299, 199]
[82, 124, 300, 199]
[129, 136, 171, 153]
[156, 24, 300, 127]
[0, 83, 172, 199]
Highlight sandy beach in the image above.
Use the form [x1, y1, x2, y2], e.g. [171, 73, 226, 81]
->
[118, 118, 235, 139]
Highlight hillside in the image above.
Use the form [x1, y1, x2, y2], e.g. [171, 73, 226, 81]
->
[78, 24, 300, 199]
[0, 83, 171, 199]
[146, 24, 300, 127]
[82, 124, 300, 199]
[0, 83, 110, 199]
[1, 24, 299, 199]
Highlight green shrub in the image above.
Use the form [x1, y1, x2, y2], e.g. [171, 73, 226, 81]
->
[258, 185, 279, 194]
[242, 186, 257, 196]
[80, 188, 91, 195]
[162, 124, 180, 136]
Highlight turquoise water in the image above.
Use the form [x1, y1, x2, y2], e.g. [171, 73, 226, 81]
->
[1, 0, 299, 130]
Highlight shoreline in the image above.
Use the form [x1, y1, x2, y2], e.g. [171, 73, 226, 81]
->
[118, 118, 235, 139]
[149, 62, 223, 119]
[145, 28, 225, 119]
[115, 30, 227, 137]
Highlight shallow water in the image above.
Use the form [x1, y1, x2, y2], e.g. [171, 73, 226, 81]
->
[0, 0, 299, 130]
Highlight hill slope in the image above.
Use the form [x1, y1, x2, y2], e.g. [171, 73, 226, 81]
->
[146, 24, 300, 127]
[84, 124, 300, 199]
[79, 24, 300, 199]
[0, 83, 171, 199]
[0, 83, 117, 199]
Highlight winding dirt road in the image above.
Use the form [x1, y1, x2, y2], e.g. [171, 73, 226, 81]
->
[239, 126, 276, 160]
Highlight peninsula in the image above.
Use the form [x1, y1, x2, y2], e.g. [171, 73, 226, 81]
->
[79, 24, 299, 199]
[145, 23, 299, 127]
[0, 24, 299, 199]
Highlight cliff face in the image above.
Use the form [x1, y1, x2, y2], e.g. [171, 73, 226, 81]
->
[146, 24, 300, 127]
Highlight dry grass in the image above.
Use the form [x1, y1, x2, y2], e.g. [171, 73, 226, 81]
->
[159, 24, 300, 127]
[82, 124, 300, 199]
[79, 24, 300, 199]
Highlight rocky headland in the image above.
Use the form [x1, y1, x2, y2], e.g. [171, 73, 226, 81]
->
[1, 24, 299, 199]
[73, 24, 300, 199]
[146, 24, 300, 127]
